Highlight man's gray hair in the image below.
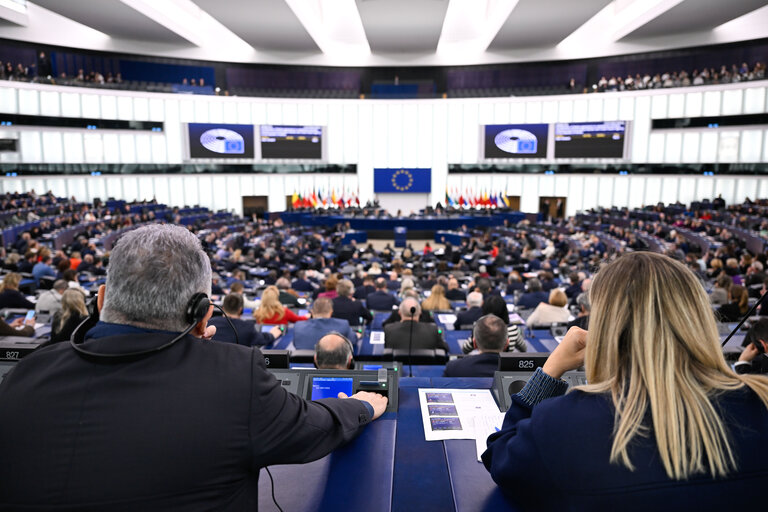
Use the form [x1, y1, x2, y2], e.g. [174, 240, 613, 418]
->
[276, 277, 291, 290]
[473, 314, 508, 352]
[336, 279, 354, 297]
[315, 333, 353, 369]
[399, 297, 421, 320]
[467, 291, 483, 308]
[576, 292, 591, 312]
[100, 224, 212, 332]
[53, 279, 68, 292]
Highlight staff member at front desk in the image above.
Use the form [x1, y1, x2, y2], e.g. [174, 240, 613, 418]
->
[482, 252, 768, 510]
[0, 224, 387, 511]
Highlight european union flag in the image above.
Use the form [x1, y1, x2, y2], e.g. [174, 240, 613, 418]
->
[373, 168, 431, 193]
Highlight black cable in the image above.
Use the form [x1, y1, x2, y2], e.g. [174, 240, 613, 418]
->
[212, 303, 239, 346]
[264, 466, 283, 512]
[721, 289, 767, 347]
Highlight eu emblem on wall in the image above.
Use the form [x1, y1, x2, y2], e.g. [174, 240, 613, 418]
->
[374, 168, 431, 193]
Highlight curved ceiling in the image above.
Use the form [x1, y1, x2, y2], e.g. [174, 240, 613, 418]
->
[0, 0, 766, 67]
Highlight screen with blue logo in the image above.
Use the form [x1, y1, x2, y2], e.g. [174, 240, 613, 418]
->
[310, 377, 354, 400]
[484, 124, 548, 159]
[188, 123, 254, 159]
[373, 168, 431, 193]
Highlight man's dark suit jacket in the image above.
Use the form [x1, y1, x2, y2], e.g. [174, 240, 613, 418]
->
[454, 306, 483, 330]
[516, 291, 549, 309]
[292, 278, 315, 292]
[332, 296, 372, 326]
[366, 290, 399, 311]
[443, 352, 499, 377]
[209, 316, 275, 347]
[278, 290, 301, 307]
[735, 353, 768, 374]
[384, 321, 448, 351]
[353, 285, 375, 300]
[445, 288, 466, 301]
[0, 325, 371, 511]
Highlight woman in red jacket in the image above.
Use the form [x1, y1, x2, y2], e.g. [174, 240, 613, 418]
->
[255, 286, 309, 324]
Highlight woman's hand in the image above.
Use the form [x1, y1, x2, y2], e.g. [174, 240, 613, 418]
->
[542, 327, 587, 379]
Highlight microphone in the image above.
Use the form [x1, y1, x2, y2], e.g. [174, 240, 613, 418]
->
[721, 289, 767, 348]
[407, 305, 416, 377]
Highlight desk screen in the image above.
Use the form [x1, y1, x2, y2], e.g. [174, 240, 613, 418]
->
[554, 121, 626, 158]
[260, 125, 323, 159]
[0, 361, 15, 383]
[311, 377, 354, 400]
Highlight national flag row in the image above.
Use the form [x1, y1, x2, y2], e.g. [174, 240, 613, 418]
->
[291, 188, 361, 209]
[444, 189, 511, 208]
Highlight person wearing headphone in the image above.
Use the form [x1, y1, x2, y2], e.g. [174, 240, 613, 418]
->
[0, 224, 387, 510]
[314, 332, 354, 370]
[444, 315, 508, 377]
[735, 318, 768, 374]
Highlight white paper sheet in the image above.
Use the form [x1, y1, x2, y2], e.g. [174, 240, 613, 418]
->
[418, 388, 502, 441]
[473, 413, 506, 462]
[437, 314, 457, 325]
[369, 331, 385, 344]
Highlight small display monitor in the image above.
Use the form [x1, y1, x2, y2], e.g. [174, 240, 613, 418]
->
[188, 123, 255, 159]
[310, 377, 354, 400]
[260, 125, 323, 159]
[554, 121, 627, 158]
[484, 124, 549, 159]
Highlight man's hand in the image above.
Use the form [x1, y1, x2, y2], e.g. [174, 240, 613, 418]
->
[338, 391, 388, 420]
[202, 325, 216, 340]
[10, 318, 23, 328]
[24, 316, 35, 327]
[739, 343, 760, 363]
[542, 326, 587, 380]
[269, 326, 283, 339]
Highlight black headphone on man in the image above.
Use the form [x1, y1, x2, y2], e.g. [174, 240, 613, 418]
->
[70, 292, 213, 359]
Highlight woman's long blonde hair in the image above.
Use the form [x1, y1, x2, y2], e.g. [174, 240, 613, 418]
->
[0, 272, 21, 292]
[255, 286, 285, 323]
[422, 284, 451, 311]
[58, 288, 87, 331]
[579, 252, 768, 480]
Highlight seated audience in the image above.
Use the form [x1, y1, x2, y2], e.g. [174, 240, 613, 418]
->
[505, 272, 525, 295]
[292, 270, 316, 292]
[0, 224, 387, 509]
[293, 297, 358, 350]
[717, 285, 749, 322]
[0, 273, 34, 310]
[710, 274, 733, 305]
[32, 253, 55, 287]
[384, 298, 448, 352]
[516, 278, 548, 309]
[445, 314, 508, 377]
[445, 278, 466, 301]
[229, 281, 259, 310]
[567, 293, 590, 330]
[331, 279, 372, 326]
[0, 314, 35, 337]
[735, 318, 768, 374]
[209, 294, 282, 346]
[314, 332, 354, 370]
[50, 289, 88, 343]
[255, 286, 309, 325]
[365, 278, 399, 311]
[454, 291, 484, 330]
[382, 289, 434, 327]
[422, 284, 451, 311]
[483, 252, 768, 509]
[525, 289, 570, 327]
[475, 294, 526, 352]
[35, 279, 68, 316]
[353, 275, 376, 300]
[276, 277, 301, 307]
[317, 275, 339, 299]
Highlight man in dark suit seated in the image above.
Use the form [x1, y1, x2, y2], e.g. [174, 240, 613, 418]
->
[366, 278, 399, 311]
[454, 291, 484, 330]
[292, 270, 316, 292]
[444, 278, 466, 301]
[209, 294, 282, 347]
[384, 298, 448, 351]
[332, 279, 372, 326]
[443, 314, 508, 377]
[276, 277, 301, 307]
[516, 278, 549, 309]
[566, 293, 590, 331]
[353, 275, 376, 300]
[293, 297, 359, 350]
[314, 332, 354, 370]
[0, 224, 388, 510]
[735, 318, 768, 374]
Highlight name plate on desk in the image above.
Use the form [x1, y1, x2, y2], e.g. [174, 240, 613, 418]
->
[498, 352, 549, 372]
[370, 331, 385, 344]
[0, 338, 43, 361]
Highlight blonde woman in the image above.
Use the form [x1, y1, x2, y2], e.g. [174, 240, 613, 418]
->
[50, 289, 88, 343]
[421, 284, 451, 311]
[524, 288, 569, 327]
[483, 252, 768, 508]
[0, 272, 34, 310]
[255, 286, 308, 325]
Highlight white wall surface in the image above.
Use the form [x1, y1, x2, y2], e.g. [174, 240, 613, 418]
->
[0, 80, 765, 216]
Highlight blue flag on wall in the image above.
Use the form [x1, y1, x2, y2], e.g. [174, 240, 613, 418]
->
[373, 168, 431, 193]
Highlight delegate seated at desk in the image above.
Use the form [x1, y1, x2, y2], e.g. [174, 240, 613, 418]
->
[365, 278, 399, 310]
[735, 318, 768, 374]
[0, 224, 388, 510]
[453, 292, 484, 330]
[444, 314, 508, 377]
[384, 298, 448, 352]
[314, 332, 354, 369]
[293, 297, 359, 350]
[209, 293, 282, 347]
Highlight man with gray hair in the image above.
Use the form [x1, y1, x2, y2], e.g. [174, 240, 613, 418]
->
[454, 291, 484, 330]
[567, 292, 590, 330]
[276, 276, 301, 307]
[443, 314, 508, 377]
[332, 278, 372, 326]
[0, 224, 387, 510]
[314, 332, 354, 369]
[35, 279, 68, 316]
[384, 296, 448, 351]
